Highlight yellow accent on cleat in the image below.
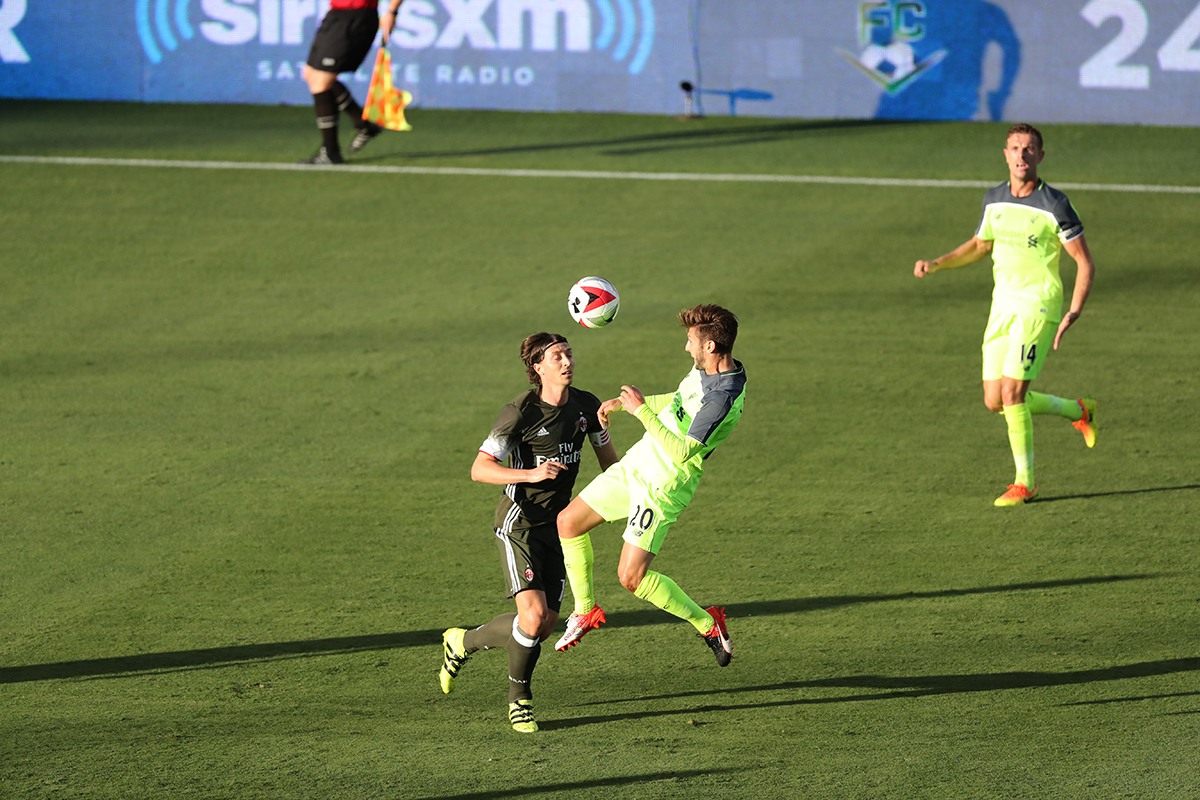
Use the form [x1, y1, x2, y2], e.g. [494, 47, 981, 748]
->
[1072, 397, 1097, 448]
[439, 628, 469, 695]
[995, 483, 1038, 507]
[508, 700, 538, 733]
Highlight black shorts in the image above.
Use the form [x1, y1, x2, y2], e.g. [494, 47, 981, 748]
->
[306, 8, 378, 74]
[493, 526, 566, 612]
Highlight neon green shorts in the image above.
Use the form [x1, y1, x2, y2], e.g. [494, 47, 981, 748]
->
[577, 461, 685, 555]
[981, 310, 1056, 382]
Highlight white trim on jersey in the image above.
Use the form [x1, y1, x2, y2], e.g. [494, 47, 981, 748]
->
[480, 433, 514, 462]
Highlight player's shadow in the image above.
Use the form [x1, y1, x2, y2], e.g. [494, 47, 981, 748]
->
[354, 118, 919, 162]
[410, 768, 744, 800]
[1035, 483, 1200, 503]
[0, 573, 1159, 685]
[544, 657, 1200, 731]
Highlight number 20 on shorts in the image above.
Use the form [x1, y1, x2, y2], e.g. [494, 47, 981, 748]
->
[627, 504, 656, 538]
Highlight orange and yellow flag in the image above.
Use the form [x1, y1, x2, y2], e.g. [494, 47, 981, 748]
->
[362, 48, 413, 132]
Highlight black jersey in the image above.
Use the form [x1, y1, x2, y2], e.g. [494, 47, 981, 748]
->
[479, 387, 607, 534]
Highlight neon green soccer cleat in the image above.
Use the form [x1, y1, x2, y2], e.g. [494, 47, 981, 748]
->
[1072, 397, 1098, 448]
[508, 700, 538, 733]
[438, 628, 469, 694]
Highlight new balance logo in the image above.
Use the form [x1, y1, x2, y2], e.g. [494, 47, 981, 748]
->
[536, 427, 551, 437]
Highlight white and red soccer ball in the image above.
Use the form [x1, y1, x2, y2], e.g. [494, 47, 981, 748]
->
[568, 276, 620, 328]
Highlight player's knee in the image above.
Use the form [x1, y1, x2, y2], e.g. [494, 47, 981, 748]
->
[617, 566, 642, 594]
[556, 507, 576, 537]
[984, 397, 1004, 413]
[518, 608, 551, 639]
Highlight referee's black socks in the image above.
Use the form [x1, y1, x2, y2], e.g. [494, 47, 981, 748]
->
[312, 89, 340, 155]
[332, 81, 369, 131]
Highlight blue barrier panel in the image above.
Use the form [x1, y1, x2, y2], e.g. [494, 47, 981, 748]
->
[2, 0, 1198, 124]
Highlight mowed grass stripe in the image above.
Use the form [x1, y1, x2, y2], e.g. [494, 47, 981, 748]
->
[3, 154, 1200, 194]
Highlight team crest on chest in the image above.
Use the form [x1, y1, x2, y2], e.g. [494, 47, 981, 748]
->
[577, 414, 588, 433]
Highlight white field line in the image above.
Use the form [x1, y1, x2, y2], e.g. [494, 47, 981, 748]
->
[2, 154, 1199, 194]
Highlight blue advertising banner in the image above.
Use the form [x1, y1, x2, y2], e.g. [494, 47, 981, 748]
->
[2, 0, 1199, 125]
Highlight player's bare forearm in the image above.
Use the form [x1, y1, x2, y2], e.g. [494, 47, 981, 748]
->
[1062, 234, 1095, 316]
[914, 236, 993, 277]
[471, 452, 563, 485]
[593, 441, 619, 472]
[1054, 234, 1096, 349]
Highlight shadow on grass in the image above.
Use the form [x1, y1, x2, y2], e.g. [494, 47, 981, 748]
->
[1060, 690, 1200, 706]
[553, 657, 1200, 729]
[408, 768, 743, 800]
[1035, 484, 1200, 503]
[0, 573, 1159, 684]
[356, 118, 920, 163]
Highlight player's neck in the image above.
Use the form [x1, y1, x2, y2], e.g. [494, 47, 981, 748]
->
[540, 384, 569, 406]
[1008, 174, 1040, 198]
[703, 354, 735, 375]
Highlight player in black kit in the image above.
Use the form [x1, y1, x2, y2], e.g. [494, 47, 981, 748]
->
[438, 333, 618, 733]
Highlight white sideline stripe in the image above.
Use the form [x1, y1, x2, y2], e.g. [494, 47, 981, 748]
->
[2, 155, 1199, 194]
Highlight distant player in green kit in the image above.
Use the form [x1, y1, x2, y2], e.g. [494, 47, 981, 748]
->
[555, 304, 746, 665]
[914, 123, 1098, 506]
[439, 333, 618, 733]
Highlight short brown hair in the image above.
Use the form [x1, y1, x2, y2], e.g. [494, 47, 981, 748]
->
[520, 332, 569, 385]
[1006, 122, 1043, 150]
[678, 304, 738, 355]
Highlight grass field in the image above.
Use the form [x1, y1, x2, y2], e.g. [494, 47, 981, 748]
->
[1, 100, 1198, 799]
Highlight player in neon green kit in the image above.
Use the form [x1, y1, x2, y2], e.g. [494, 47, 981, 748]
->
[914, 123, 1097, 506]
[555, 305, 746, 665]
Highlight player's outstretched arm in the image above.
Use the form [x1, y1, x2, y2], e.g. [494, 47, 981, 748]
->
[471, 451, 564, 485]
[1053, 234, 1096, 350]
[914, 236, 993, 277]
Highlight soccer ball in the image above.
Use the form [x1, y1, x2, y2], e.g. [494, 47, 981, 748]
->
[568, 277, 620, 328]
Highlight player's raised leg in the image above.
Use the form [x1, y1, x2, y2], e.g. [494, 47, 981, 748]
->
[555, 496, 607, 651]
[619, 540, 731, 666]
[1025, 391, 1098, 448]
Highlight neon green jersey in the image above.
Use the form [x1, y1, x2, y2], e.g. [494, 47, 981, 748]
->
[975, 180, 1084, 321]
[620, 361, 747, 501]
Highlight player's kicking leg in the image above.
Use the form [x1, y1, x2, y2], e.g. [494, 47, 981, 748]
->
[555, 496, 608, 651]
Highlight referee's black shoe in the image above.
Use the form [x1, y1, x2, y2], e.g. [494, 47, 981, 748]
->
[349, 122, 383, 154]
[298, 146, 344, 165]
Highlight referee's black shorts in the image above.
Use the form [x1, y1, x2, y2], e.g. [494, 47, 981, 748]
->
[306, 8, 378, 74]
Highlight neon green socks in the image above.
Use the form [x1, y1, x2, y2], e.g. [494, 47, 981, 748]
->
[634, 571, 713, 634]
[1003, 403, 1035, 487]
[1025, 391, 1083, 421]
[560, 534, 596, 616]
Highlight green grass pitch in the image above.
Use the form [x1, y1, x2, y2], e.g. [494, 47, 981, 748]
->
[2, 100, 1198, 798]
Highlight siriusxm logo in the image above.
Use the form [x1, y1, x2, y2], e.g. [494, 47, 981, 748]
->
[135, 0, 655, 75]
